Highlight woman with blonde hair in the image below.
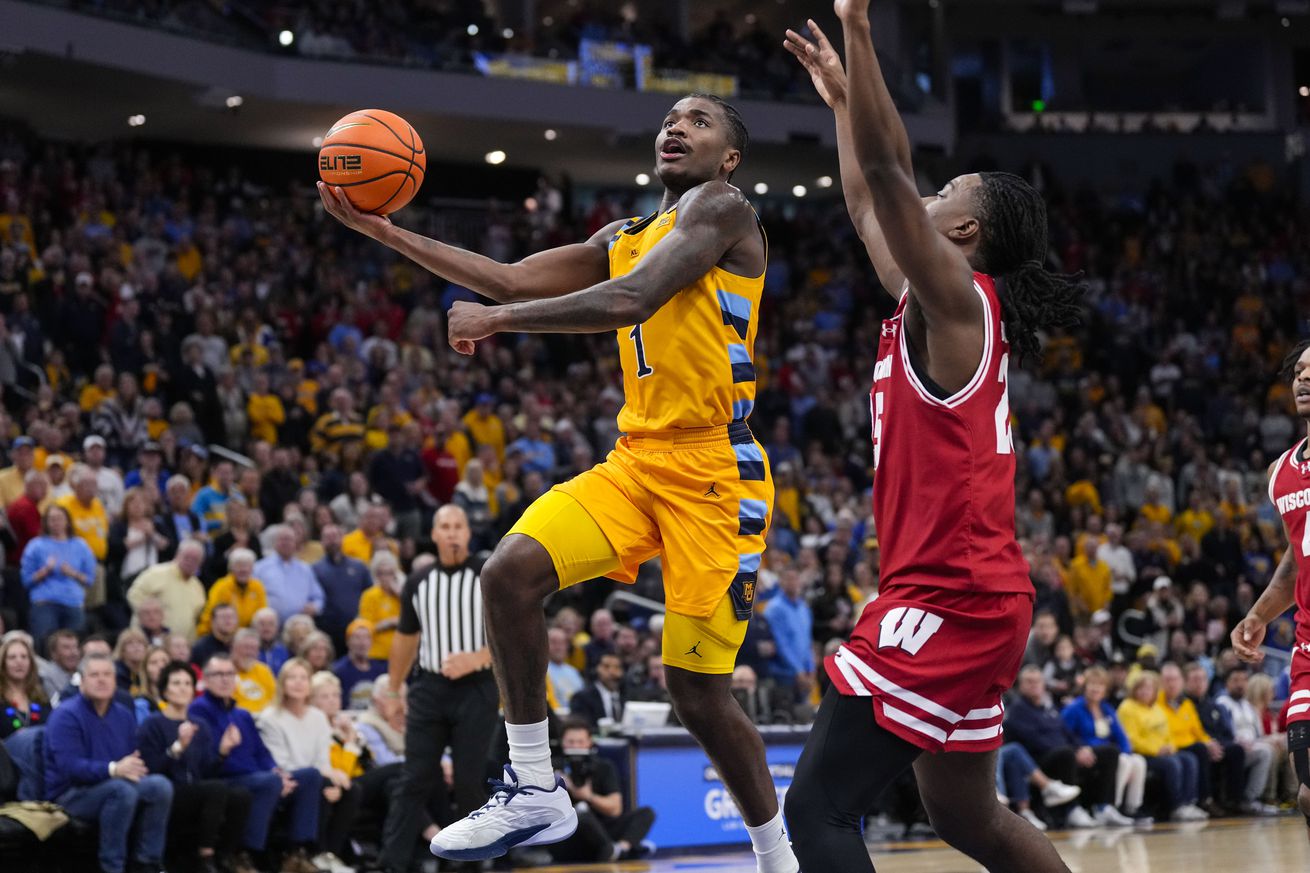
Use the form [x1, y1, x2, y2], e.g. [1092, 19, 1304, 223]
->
[1116, 670, 1207, 821]
[1247, 673, 1296, 805]
[114, 628, 150, 695]
[1061, 665, 1145, 822]
[298, 631, 335, 674]
[0, 634, 48, 738]
[257, 658, 359, 873]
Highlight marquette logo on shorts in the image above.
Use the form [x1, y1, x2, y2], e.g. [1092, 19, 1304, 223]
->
[319, 154, 363, 173]
[729, 553, 761, 620]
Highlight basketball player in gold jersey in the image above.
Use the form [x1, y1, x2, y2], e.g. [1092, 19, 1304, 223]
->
[319, 94, 798, 871]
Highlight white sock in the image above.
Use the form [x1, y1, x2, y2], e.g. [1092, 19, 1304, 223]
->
[505, 719, 554, 788]
[745, 809, 799, 873]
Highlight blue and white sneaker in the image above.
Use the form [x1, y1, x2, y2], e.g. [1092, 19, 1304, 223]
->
[429, 766, 578, 861]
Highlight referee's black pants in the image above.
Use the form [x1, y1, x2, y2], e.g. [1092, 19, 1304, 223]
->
[379, 669, 500, 872]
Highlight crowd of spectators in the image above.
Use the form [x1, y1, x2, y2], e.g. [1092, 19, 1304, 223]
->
[0, 112, 1307, 867]
[42, 0, 826, 103]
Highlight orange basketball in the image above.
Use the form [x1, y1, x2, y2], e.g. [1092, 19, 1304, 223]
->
[318, 109, 425, 215]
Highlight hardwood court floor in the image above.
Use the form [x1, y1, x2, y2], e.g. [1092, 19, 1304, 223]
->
[514, 816, 1310, 872]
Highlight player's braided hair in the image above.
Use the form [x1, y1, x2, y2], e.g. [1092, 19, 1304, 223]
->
[975, 172, 1083, 363]
[686, 92, 748, 179]
[1280, 339, 1310, 381]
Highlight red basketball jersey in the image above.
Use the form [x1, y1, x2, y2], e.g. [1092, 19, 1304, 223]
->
[869, 273, 1031, 595]
[1268, 438, 1310, 723]
[1269, 439, 1310, 647]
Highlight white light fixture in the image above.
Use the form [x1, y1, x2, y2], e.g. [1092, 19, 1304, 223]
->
[543, 15, 555, 26]
[278, 29, 294, 46]
[1301, 85, 1310, 97]
[1282, 16, 1292, 25]
[635, 173, 651, 185]
[485, 150, 507, 165]
[792, 184, 807, 197]
[753, 182, 769, 195]
[312, 135, 324, 147]
[225, 95, 244, 109]
[816, 175, 833, 188]
[544, 129, 558, 141]
[502, 28, 514, 39]
[127, 114, 146, 127]
[467, 23, 480, 36]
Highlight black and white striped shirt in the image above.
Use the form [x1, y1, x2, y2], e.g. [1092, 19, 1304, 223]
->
[398, 557, 485, 673]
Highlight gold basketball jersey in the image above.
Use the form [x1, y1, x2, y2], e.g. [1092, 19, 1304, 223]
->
[607, 205, 765, 433]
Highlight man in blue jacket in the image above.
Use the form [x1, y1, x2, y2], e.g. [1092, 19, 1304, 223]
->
[44, 651, 174, 873]
[1004, 666, 1119, 827]
[188, 653, 322, 872]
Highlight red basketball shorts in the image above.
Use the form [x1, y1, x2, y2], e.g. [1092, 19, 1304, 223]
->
[825, 582, 1034, 754]
[1287, 636, 1310, 726]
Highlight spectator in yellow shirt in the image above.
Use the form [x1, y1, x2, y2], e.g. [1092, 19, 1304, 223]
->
[230, 628, 277, 713]
[246, 372, 285, 445]
[1157, 664, 1222, 789]
[57, 465, 109, 562]
[342, 503, 398, 564]
[440, 408, 473, 475]
[0, 435, 36, 507]
[462, 393, 506, 462]
[1116, 671, 1207, 821]
[1217, 478, 1248, 523]
[78, 364, 116, 413]
[1065, 478, 1103, 515]
[357, 551, 403, 661]
[1065, 536, 1112, 623]
[197, 548, 268, 636]
[1139, 483, 1172, 526]
[1175, 492, 1214, 542]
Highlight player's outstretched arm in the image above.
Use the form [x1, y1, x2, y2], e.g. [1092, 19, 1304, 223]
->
[784, 19, 905, 299]
[318, 181, 617, 303]
[837, 1, 977, 322]
[446, 181, 755, 354]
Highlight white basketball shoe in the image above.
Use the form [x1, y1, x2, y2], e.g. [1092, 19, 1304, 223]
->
[429, 766, 578, 862]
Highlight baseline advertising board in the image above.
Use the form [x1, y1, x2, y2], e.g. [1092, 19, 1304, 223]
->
[635, 737, 804, 849]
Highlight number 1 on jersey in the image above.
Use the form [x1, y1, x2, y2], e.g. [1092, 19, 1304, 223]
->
[629, 324, 654, 378]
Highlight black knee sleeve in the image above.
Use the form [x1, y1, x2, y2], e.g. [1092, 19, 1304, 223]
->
[1288, 722, 1310, 825]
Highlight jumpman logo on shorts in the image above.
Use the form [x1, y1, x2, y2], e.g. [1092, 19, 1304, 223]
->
[686, 641, 704, 658]
[704, 482, 720, 498]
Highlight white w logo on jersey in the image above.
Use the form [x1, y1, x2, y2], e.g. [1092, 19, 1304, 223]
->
[877, 607, 944, 656]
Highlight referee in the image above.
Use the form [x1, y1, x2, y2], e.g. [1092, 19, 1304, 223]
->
[378, 504, 497, 873]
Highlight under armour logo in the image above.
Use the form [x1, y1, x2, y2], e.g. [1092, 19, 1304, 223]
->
[685, 641, 704, 658]
[1300, 462, 1310, 476]
[881, 322, 897, 337]
[704, 482, 720, 498]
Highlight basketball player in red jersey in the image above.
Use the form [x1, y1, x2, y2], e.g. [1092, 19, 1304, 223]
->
[782, 6, 1081, 871]
[1232, 340, 1310, 843]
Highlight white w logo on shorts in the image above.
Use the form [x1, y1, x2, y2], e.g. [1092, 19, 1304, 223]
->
[877, 607, 944, 656]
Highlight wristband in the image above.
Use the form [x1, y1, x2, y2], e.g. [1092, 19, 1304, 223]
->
[108, 761, 117, 778]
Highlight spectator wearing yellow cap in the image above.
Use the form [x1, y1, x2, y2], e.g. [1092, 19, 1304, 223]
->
[332, 618, 386, 711]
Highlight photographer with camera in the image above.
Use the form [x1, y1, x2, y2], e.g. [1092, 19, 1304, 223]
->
[549, 717, 656, 863]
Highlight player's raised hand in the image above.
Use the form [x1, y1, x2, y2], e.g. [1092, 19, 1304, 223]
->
[834, 0, 870, 23]
[317, 181, 392, 240]
[1230, 615, 1267, 664]
[784, 20, 848, 108]
[448, 300, 497, 356]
